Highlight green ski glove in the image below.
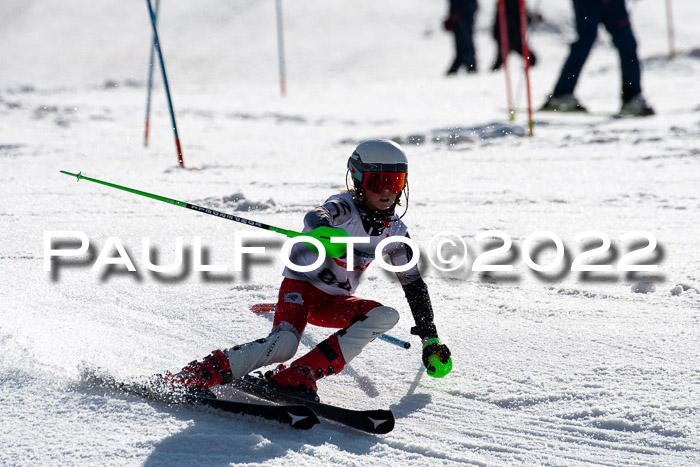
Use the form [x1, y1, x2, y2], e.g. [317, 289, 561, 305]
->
[422, 337, 452, 378]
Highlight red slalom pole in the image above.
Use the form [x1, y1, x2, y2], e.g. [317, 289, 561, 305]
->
[498, 0, 515, 121]
[519, 0, 534, 137]
[145, 0, 184, 167]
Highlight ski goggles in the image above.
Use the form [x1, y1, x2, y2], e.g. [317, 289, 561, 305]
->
[361, 171, 407, 194]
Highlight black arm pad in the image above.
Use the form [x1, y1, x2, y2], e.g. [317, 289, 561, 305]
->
[304, 198, 353, 229]
[304, 207, 332, 229]
[403, 278, 438, 339]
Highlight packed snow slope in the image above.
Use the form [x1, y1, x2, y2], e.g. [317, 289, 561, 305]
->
[1, 0, 699, 465]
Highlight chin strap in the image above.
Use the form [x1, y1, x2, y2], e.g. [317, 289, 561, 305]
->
[398, 182, 409, 219]
[355, 201, 394, 235]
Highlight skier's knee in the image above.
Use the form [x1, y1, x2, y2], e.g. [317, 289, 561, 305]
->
[337, 306, 400, 363]
[571, 35, 596, 53]
[257, 321, 300, 363]
[222, 324, 300, 378]
[612, 33, 637, 57]
[267, 329, 300, 363]
[365, 306, 400, 332]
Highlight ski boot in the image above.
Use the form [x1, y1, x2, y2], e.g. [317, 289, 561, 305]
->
[269, 335, 346, 400]
[619, 94, 655, 117]
[161, 349, 232, 395]
[540, 93, 587, 112]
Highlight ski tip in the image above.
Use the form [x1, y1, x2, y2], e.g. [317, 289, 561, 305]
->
[367, 410, 395, 434]
[251, 303, 276, 313]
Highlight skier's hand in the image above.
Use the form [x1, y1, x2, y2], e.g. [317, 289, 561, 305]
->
[422, 337, 452, 378]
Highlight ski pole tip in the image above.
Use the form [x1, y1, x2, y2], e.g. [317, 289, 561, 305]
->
[60, 170, 82, 181]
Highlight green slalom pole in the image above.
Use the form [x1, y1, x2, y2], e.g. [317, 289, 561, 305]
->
[60, 170, 348, 257]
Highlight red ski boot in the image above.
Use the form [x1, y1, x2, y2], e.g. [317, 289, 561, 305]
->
[269, 335, 345, 396]
[162, 349, 232, 391]
[269, 364, 318, 393]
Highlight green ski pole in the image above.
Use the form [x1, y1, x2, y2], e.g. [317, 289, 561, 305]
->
[60, 170, 348, 257]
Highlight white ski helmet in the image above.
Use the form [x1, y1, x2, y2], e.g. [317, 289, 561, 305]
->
[348, 139, 408, 197]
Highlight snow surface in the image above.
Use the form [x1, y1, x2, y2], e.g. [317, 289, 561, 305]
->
[1, 0, 699, 465]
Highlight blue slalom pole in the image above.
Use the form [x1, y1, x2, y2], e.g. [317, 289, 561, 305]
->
[145, 0, 184, 167]
[144, 0, 160, 147]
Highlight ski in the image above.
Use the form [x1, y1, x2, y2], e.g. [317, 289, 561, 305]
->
[82, 368, 319, 430]
[230, 374, 395, 434]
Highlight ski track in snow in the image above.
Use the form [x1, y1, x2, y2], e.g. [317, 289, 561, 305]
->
[2, 0, 700, 465]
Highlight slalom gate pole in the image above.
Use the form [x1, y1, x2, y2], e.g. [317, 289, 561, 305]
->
[145, 0, 184, 167]
[144, 0, 160, 147]
[60, 170, 348, 256]
[666, 0, 675, 60]
[275, 0, 287, 96]
[519, 0, 534, 137]
[513, 0, 543, 107]
[497, 0, 515, 121]
[251, 304, 410, 349]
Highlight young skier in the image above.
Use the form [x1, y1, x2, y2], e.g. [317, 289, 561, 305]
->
[162, 139, 452, 395]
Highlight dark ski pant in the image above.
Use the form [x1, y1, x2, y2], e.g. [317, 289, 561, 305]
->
[552, 0, 641, 101]
[448, 7, 478, 72]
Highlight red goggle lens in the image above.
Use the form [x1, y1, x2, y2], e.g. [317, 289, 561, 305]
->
[361, 171, 406, 194]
